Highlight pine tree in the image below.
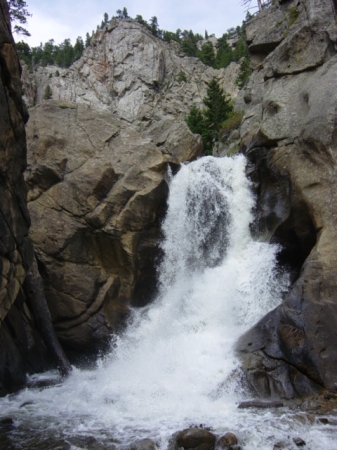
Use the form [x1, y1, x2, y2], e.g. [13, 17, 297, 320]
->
[215, 34, 233, 68]
[122, 7, 128, 18]
[203, 79, 232, 132]
[43, 85, 52, 100]
[236, 57, 251, 88]
[185, 79, 233, 154]
[7, 0, 31, 36]
[74, 37, 84, 60]
[85, 32, 91, 47]
[200, 42, 215, 67]
[15, 40, 32, 66]
[181, 39, 198, 57]
[104, 12, 109, 24]
[150, 16, 159, 36]
[186, 106, 204, 134]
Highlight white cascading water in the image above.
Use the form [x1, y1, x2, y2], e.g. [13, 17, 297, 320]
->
[1, 155, 336, 449]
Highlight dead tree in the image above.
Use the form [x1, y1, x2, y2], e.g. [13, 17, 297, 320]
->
[241, 0, 263, 11]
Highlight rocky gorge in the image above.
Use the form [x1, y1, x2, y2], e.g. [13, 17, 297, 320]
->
[1, 0, 337, 447]
[20, 18, 240, 355]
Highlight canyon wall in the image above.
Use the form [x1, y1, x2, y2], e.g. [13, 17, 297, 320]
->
[0, 0, 69, 395]
[22, 20, 241, 354]
[237, 0, 337, 398]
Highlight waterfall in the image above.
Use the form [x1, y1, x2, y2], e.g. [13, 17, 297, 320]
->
[3, 155, 333, 449]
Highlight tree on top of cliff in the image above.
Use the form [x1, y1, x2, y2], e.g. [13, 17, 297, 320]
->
[7, 0, 31, 36]
[116, 7, 128, 19]
[199, 42, 216, 67]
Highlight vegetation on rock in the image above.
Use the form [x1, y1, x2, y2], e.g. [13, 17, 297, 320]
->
[7, 0, 31, 35]
[186, 79, 233, 154]
[43, 84, 52, 100]
[15, 6, 250, 77]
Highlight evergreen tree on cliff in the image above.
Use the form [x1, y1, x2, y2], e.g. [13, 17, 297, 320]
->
[203, 78, 232, 133]
[186, 79, 232, 154]
[7, 0, 31, 35]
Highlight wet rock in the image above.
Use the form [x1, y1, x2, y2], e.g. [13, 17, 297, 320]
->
[0, 417, 14, 429]
[324, 393, 337, 400]
[293, 413, 315, 426]
[67, 435, 110, 449]
[238, 400, 284, 409]
[20, 401, 34, 408]
[53, 443, 71, 450]
[236, 0, 337, 399]
[317, 417, 329, 425]
[171, 427, 216, 450]
[217, 432, 238, 449]
[293, 437, 306, 447]
[129, 438, 158, 450]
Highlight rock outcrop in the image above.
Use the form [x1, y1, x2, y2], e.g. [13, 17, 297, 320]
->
[0, 0, 70, 395]
[23, 21, 241, 354]
[236, 0, 337, 398]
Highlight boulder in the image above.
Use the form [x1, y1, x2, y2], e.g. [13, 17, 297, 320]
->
[129, 438, 158, 450]
[217, 432, 238, 449]
[236, 0, 337, 398]
[170, 427, 216, 450]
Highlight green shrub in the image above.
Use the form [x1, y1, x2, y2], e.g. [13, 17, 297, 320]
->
[43, 84, 52, 100]
[236, 57, 252, 89]
[58, 103, 76, 109]
[220, 110, 244, 136]
[177, 70, 187, 83]
[288, 6, 300, 26]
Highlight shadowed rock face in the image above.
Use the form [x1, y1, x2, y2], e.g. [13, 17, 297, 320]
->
[0, 0, 72, 395]
[23, 19, 247, 354]
[236, 0, 337, 398]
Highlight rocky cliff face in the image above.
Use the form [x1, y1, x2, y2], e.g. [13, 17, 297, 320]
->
[22, 19, 240, 116]
[0, 0, 70, 395]
[236, 0, 337, 398]
[23, 20, 241, 354]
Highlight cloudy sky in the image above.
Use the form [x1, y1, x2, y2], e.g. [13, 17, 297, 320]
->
[19, 0, 255, 47]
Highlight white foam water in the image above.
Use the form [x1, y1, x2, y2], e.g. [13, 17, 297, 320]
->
[1, 155, 336, 449]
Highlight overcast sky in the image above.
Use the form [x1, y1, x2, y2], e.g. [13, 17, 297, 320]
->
[19, 0, 254, 47]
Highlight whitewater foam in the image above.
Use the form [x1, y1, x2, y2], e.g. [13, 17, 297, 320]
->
[1, 155, 335, 449]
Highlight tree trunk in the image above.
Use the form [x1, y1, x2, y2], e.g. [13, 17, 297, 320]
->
[23, 256, 72, 376]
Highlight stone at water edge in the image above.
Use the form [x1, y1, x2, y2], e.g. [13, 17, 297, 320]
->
[217, 432, 239, 449]
[170, 427, 216, 450]
[293, 437, 306, 447]
[237, 400, 284, 409]
[129, 438, 158, 450]
[0, 418, 14, 429]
